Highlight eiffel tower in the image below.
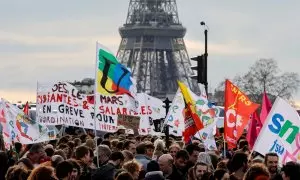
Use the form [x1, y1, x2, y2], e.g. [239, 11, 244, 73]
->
[117, 0, 199, 98]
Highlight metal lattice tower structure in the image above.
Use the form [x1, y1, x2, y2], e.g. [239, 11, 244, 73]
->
[117, 0, 199, 98]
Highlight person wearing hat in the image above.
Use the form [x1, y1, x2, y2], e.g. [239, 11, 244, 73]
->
[125, 129, 134, 136]
[144, 160, 165, 180]
[116, 125, 126, 135]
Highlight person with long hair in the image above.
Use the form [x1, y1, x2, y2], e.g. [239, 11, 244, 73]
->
[168, 144, 181, 159]
[243, 163, 270, 180]
[153, 139, 165, 161]
[115, 172, 134, 180]
[123, 160, 141, 180]
[27, 166, 57, 180]
[17, 158, 34, 171]
[188, 167, 196, 180]
[5, 165, 30, 180]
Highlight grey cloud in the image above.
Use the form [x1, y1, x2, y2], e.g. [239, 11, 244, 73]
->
[0, 64, 94, 91]
[0, 41, 85, 54]
[0, 0, 128, 28]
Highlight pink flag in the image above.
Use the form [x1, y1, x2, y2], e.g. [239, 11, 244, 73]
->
[259, 91, 272, 125]
[247, 112, 260, 149]
[256, 116, 263, 135]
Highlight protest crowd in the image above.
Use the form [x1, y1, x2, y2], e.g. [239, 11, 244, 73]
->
[1, 45, 300, 180]
[1, 126, 300, 180]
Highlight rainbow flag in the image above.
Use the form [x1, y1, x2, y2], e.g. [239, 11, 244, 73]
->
[96, 43, 136, 96]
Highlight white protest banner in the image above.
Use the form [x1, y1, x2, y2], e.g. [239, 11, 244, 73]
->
[37, 82, 165, 133]
[253, 97, 300, 164]
[137, 93, 165, 135]
[0, 99, 51, 146]
[94, 94, 134, 132]
[37, 82, 95, 129]
[94, 93, 165, 133]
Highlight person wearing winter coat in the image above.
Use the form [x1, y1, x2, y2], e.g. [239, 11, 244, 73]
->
[144, 160, 165, 180]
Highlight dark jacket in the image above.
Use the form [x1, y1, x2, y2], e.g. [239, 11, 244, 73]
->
[145, 171, 165, 180]
[182, 161, 194, 177]
[229, 174, 240, 180]
[166, 165, 185, 180]
[92, 162, 116, 180]
[77, 160, 94, 180]
[271, 173, 283, 180]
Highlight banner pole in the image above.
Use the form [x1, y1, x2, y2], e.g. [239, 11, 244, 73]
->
[94, 42, 100, 168]
[62, 82, 66, 138]
[223, 133, 226, 159]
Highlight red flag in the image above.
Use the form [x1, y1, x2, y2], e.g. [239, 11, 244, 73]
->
[224, 80, 259, 149]
[23, 102, 29, 116]
[182, 106, 200, 144]
[259, 91, 272, 125]
[246, 112, 260, 149]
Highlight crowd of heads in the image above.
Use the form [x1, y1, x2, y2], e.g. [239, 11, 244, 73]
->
[1, 130, 300, 180]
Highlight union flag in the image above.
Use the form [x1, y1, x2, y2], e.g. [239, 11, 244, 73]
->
[224, 80, 259, 149]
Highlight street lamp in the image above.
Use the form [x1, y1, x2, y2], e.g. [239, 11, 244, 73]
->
[200, 21, 208, 96]
[163, 97, 172, 148]
[190, 22, 209, 96]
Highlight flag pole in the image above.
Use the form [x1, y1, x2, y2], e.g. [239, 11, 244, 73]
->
[36, 81, 39, 121]
[223, 80, 227, 159]
[94, 42, 100, 168]
[248, 150, 254, 163]
[223, 133, 226, 158]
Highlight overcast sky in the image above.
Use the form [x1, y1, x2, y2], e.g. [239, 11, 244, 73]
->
[0, 0, 300, 103]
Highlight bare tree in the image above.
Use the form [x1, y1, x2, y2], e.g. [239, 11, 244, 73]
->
[213, 59, 300, 105]
[212, 80, 225, 106]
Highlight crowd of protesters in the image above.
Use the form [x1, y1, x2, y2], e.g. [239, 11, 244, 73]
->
[1, 127, 300, 180]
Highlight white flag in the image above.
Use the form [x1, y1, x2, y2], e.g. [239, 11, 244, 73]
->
[164, 89, 185, 136]
[253, 97, 300, 165]
[0, 99, 51, 145]
[192, 91, 217, 150]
